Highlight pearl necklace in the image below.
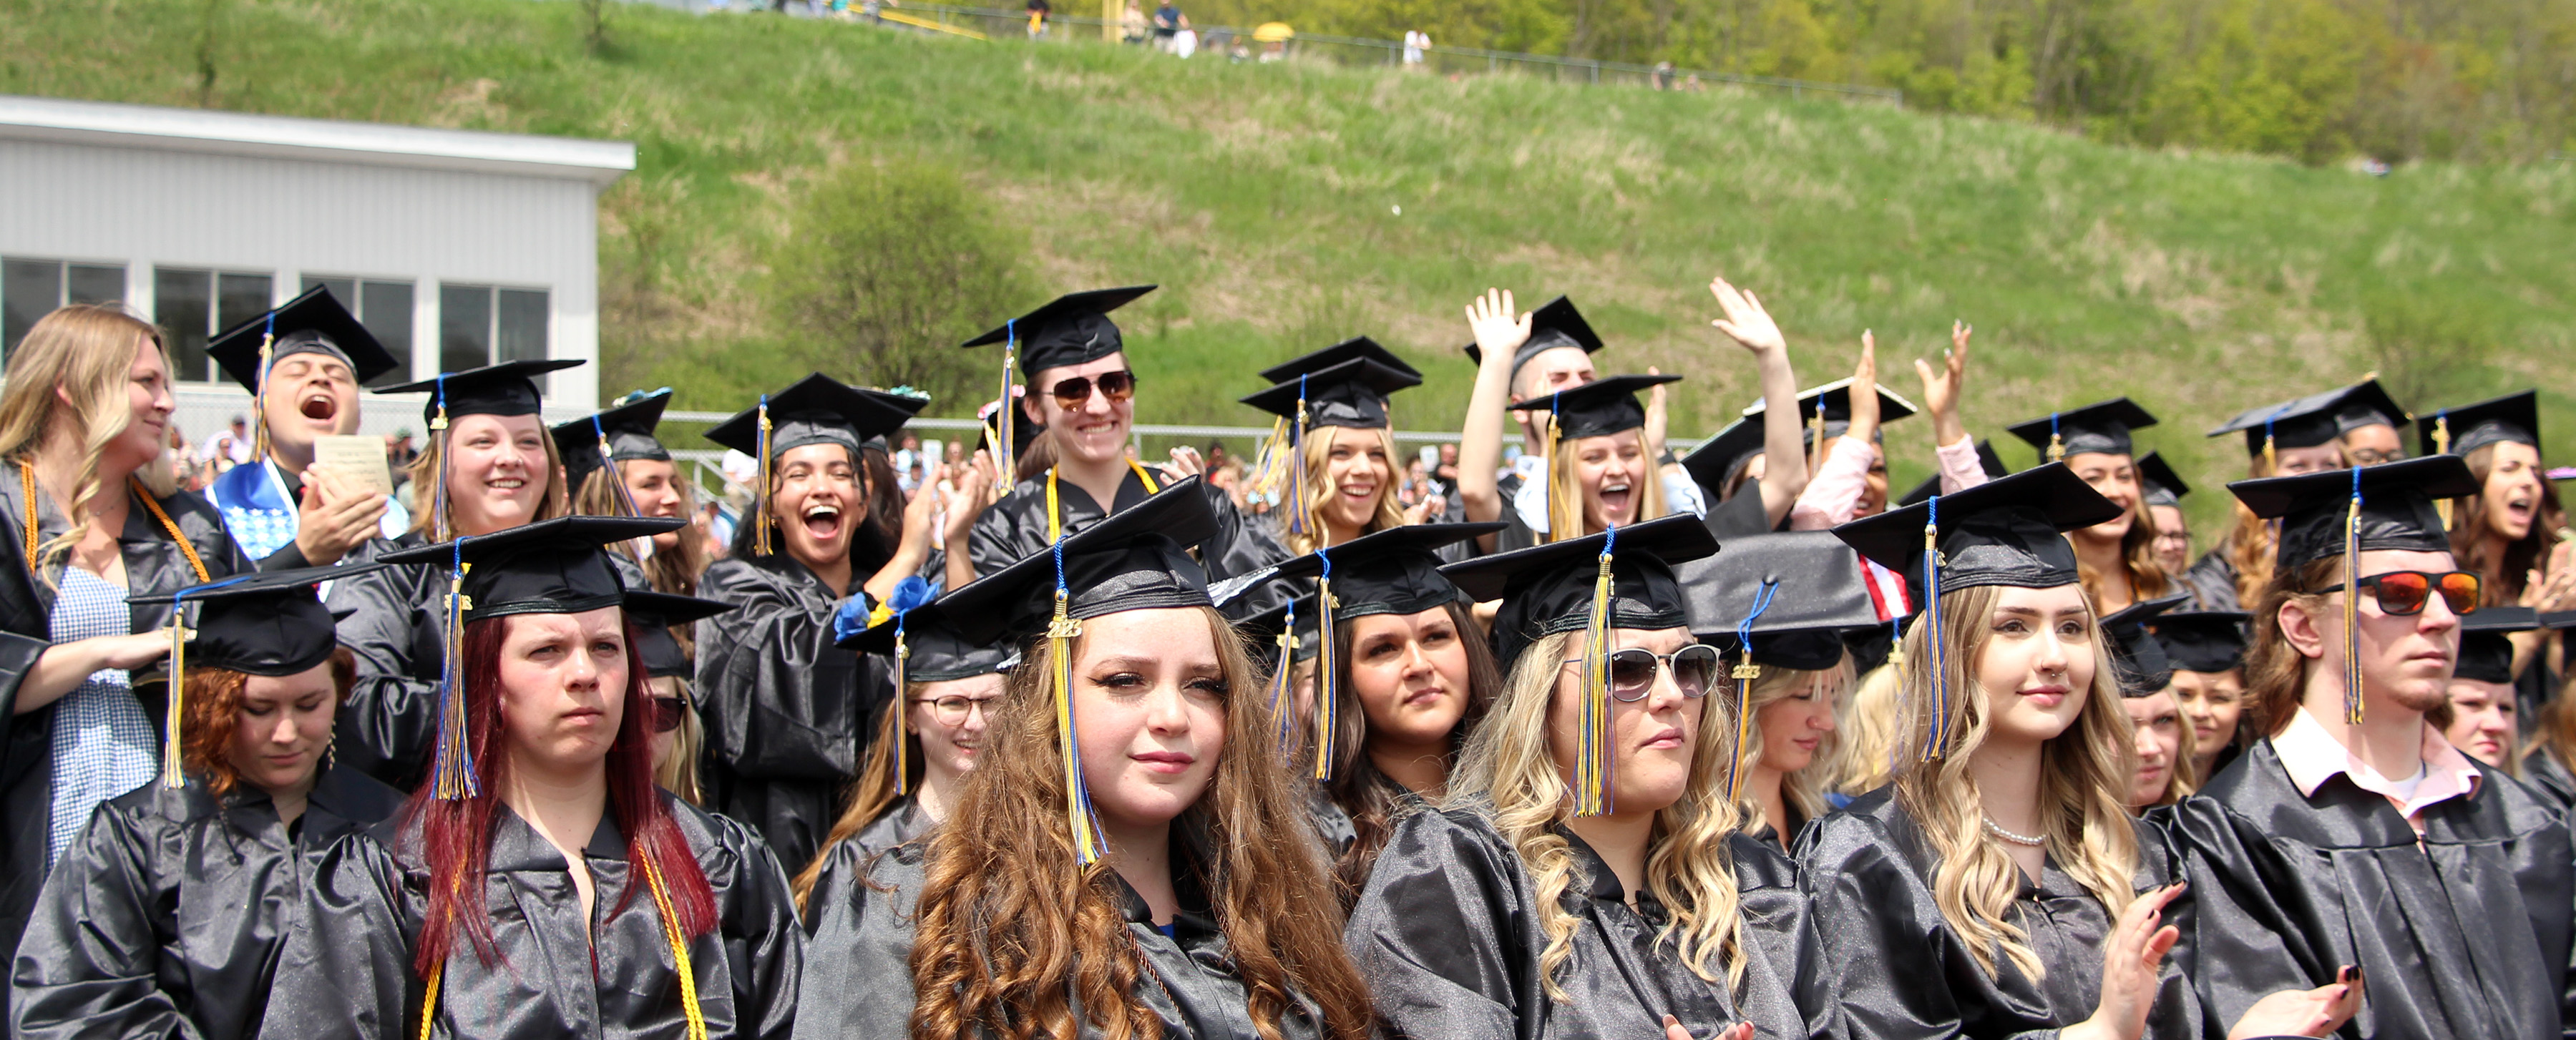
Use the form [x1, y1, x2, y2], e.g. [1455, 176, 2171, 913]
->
[1981, 815, 2046, 847]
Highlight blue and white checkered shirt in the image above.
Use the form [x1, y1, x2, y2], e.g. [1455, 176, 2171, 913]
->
[44, 567, 152, 866]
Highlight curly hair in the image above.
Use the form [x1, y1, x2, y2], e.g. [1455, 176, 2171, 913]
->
[1285, 427, 1409, 555]
[179, 647, 358, 798]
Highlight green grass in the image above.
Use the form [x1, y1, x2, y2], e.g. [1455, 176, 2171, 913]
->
[7, 0, 2575, 536]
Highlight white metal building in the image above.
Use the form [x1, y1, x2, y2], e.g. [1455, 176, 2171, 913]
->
[0, 94, 633, 441]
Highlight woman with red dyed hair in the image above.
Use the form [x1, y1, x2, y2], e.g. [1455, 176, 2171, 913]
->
[260, 517, 802, 1039]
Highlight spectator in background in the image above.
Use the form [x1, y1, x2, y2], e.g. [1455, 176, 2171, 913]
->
[1652, 61, 1675, 89]
[1152, 0, 1179, 48]
[1025, 0, 1050, 37]
[945, 438, 965, 467]
[1204, 441, 1229, 471]
[1121, 0, 1147, 42]
[1402, 29, 1427, 66]
[1432, 441, 1460, 499]
[202, 414, 253, 471]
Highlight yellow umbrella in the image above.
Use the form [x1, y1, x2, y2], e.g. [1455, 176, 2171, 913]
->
[1253, 21, 1294, 41]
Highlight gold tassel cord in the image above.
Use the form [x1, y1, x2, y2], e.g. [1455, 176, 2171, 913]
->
[640, 854, 711, 1040]
[2434, 414, 2454, 530]
[2343, 472, 2364, 725]
[1573, 529, 1616, 818]
[753, 397, 773, 558]
[250, 330, 275, 467]
[1312, 571, 1338, 782]
[995, 322, 1019, 490]
[2045, 413, 2065, 463]
[160, 614, 192, 788]
[893, 631, 912, 797]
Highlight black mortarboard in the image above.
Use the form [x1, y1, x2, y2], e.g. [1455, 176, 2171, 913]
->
[1236, 594, 1322, 664]
[1679, 418, 1765, 501]
[552, 390, 673, 488]
[2149, 611, 2251, 674]
[1897, 440, 2010, 509]
[2417, 389, 2540, 458]
[1239, 355, 1424, 431]
[939, 479, 1221, 646]
[2454, 605, 2536, 685]
[838, 602, 1020, 683]
[703, 373, 918, 458]
[1266, 523, 1501, 619]
[132, 564, 389, 787]
[208, 285, 403, 394]
[961, 285, 1157, 378]
[1507, 373, 1682, 440]
[620, 590, 733, 680]
[1259, 336, 1422, 384]
[2006, 398, 2159, 461]
[1463, 296, 1604, 374]
[2208, 378, 2409, 457]
[2137, 451, 2190, 508]
[2100, 594, 2187, 696]
[857, 388, 932, 451]
[2227, 455, 2481, 569]
[381, 515, 687, 620]
[2546, 610, 2576, 632]
[1677, 531, 1883, 671]
[1747, 378, 1921, 447]
[1833, 463, 2124, 592]
[1442, 513, 1718, 668]
[380, 358, 586, 426]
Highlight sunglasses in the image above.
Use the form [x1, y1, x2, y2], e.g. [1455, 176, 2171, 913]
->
[1049, 371, 1138, 410]
[2314, 570, 2483, 617]
[1561, 644, 1722, 702]
[648, 695, 689, 735]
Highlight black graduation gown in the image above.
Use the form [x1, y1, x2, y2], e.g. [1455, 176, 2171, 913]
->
[1797, 787, 2200, 1040]
[794, 837, 1332, 1039]
[1345, 806, 1832, 1040]
[2522, 747, 2576, 813]
[2181, 545, 2242, 613]
[10, 765, 402, 1040]
[795, 798, 929, 939]
[260, 795, 803, 1040]
[693, 552, 895, 874]
[2172, 739, 2576, 1040]
[0, 478, 250, 1009]
[321, 531, 454, 788]
[967, 470, 1292, 619]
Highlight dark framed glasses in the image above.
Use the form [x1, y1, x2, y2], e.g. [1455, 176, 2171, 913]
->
[2316, 570, 2483, 617]
[648, 696, 689, 735]
[1563, 644, 1722, 702]
[1049, 371, 1138, 409]
[913, 694, 1000, 727]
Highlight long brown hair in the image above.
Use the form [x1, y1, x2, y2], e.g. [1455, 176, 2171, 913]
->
[0, 305, 180, 570]
[2243, 557, 2343, 740]
[2449, 441, 2567, 607]
[791, 695, 920, 913]
[906, 607, 1372, 1040]
[180, 647, 358, 798]
[2528, 686, 2576, 779]
[1315, 599, 1501, 901]
[2078, 502, 2171, 608]
[2225, 453, 2285, 607]
[572, 464, 707, 599]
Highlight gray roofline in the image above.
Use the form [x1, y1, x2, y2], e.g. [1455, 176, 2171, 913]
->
[0, 94, 635, 187]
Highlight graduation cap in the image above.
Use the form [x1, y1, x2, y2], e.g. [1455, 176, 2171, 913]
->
[1441, 514, 1717, 816]
[2006, 398, 2159, 462]
[379, 358, 586, 427]
[2137, 451, 2190, 509]
[935, 479, 1218, 863]
[1679, 531, 1884, 672]
[1508, 374, 1684, 539]
[1235, 594, 1322, 664]
[208, 285, 403, 396]
[1833, 463, 2124, 594]
[957, 285, 1156, 482]
[620, 590, 733, 681]
[857, 388, 932, 450]
[703, 373, 919, 557]
[2149, 610, 2251, 674]
[1746, 378, 1921, 453]
[132, 563, 387, 788]
[1462, 295, 1603, 375]
[2101, 594, 2188, 696]
[838, 579, 1018, 797]
[2454, 604, 2537, 685]
[2417, 389, 2540, 458]
[1240, 356, 1423, 431]
[378, 514, 688, 799]
[551, 389, 673, 494]
[2208, 378, 2409, 458]
[1897, 440, 2010, 509]
[1259, 336, 1423, 384]
[1679, 418, 1764, 502]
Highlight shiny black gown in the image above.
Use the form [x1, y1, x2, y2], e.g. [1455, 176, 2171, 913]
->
[1346, 805, 1833, 1040]
[2523, 747, 2576, 812]
[693, 552, 896, 873]
[794, 838, 1332, 1039]
[967, 471, 1290, 618]
[321, 531, 452, 788]
[0, 479, 250, 1013]
[2172, 739, 2576, 1040]
[260, 795, 802, 1039]
[796, 798, 930, 938]
[10, 765, 401, 1040]
[1797, 788, 2200, 1040]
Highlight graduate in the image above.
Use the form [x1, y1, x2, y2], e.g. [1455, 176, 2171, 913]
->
[2172, 455, 2575, 1040]
[2428, 604, 2537, 773]
[2135, 451, 2192, 579]
[0, 305, 255, 1008]
[552, 388, 707, 598]
[11, 565, 402, 1040]
[2189, 378, 2409, 609]
[1677, 529, 1888, 846]
[961, 287, 1292, 618]
[2005, 398, 2170, 613]
[2419, 391, 2575, 726]
[1686, 376, 1927, 536]
[793, 481, 1374, 1040]
[1819, 464, 2355, 1040]
[202, 285, 410, 569]
[2145, 609, 2251, 784]
[621, 589, 732, 805]
[789, 596, 1015, 921]
[2099, 595, 2195, 810]
[325, 358, 581, 788]
[1241, 338, 1438, 553]
[693, 373, 944, 870]
[1670, 280, 1811, 539]
[1344, 514, 1833, 1040]
[260, 516, 804, 1039]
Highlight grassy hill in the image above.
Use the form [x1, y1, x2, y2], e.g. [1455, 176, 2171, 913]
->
[6, 0, 2574, 534]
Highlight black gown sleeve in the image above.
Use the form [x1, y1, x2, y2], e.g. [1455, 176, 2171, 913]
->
[322, 538, 441, 787]
[255, 827, 419, 1040]
[1728, 835, 1839, 1040]
[1342, 808, 1536, 1039]
[8, 799, 190, 1039]
[693, 557, 887, 869]
[790, 843, 924, 1040]
[701, 805, 806, 1040]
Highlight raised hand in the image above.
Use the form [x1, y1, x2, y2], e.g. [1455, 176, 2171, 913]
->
[1161, 444, 1205, 484]
[1466, 288, 1533, 372]
[1915, 320, 1972, 447]
[1709, 275, 1785, 355]
[2067, 883, 2185, 1040]
[1848, 333, 1880, 446]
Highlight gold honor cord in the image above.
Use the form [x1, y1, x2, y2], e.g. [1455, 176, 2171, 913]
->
[1572, 530, 1616, 818]
[417, 856, 707, 1040]
[1040, 461, 1163, 544]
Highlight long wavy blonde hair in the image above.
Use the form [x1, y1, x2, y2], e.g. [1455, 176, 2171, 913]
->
[0, 305, 180, 572]
[1538, 422, 1666, 543]
[1453, 628, 1748, 1001]
[401, 417, 569, 536]
[1286, 426, 1407, 555]
[1833, 662, 1906, 796]
[1732, 657, 1853, 827]
[1892, 584, 2141, 981]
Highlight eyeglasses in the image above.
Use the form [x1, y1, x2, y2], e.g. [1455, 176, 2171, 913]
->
[2313, 570, 2483, 617]
[648, 696, 688, 734]
[1560, 644, 1722, 702]
[1049, 371, 1138, 410]
[2345, 447, 2405, 466]
[914, 694, 1000, 727]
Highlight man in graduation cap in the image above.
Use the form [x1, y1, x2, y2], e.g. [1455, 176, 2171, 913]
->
[2428, 605, 2537, 771]
[960, 287, 1293, 618]
[2173, 455, 2576, 1040]
[2187, 378, 2411, 611]
[203, 286, 411, 570]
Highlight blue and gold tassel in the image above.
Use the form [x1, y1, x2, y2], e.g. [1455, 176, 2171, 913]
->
[1312, 548, 1339, 781]
[1048, 536, 1107, 864]
[1923, 496, 1948, 760]
[1573, 523, 1617, 817]
[753, 395, 773, 558]
[432, 540, 479, 800]
[2343, 466, 2364, 725]
[1726, 579, 1780, 800]
[995, 320, 1018, 490]
[592, 413, 643, 518]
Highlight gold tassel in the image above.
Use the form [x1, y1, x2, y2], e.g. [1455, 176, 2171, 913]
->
[250, 335, 274, 466]
[1312, 576, 1338, 781]
[753, 398, 774, 558]
[160, 612, 193, 788]
[1573, 537, 1615, 817]
[1049, 587, 1105, 864]
[2434, 415, 2454, 530]
[995, 334, 1019, 494]
[893, 630, 912, 797]
[2343, 483, 2364, 725]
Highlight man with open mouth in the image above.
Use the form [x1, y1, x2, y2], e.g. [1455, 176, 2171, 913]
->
[204, 285, 410, 571]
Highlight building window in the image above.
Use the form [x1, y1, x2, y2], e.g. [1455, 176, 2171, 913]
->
[2, 257, 128, 359]
[439, 284, 550, 375]
[303, 276, 417, 387]
[155, 267, 275, 383]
